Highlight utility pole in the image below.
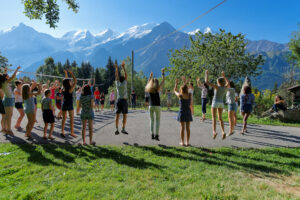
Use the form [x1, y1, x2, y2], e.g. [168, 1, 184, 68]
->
[131, 50, 134, 92]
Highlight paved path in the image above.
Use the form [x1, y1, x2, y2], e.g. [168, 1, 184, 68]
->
[0, 109, 299, 148]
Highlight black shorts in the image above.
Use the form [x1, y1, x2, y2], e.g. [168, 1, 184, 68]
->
[100, 100, 105, 105]
[15, 102, 23, 109]
[62, 103, 74, 111]
[110, 100, 115, 105]
[0, 100, 5, 114]
[42, 109, 55, 123]
[116, 99, 128, 114]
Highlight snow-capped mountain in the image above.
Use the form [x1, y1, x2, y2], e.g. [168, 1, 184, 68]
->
[0, 22, 290, 89]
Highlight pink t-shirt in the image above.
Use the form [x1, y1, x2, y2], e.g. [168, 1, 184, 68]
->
[110, 92, 115, 101]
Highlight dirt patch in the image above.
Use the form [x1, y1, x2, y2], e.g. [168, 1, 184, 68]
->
[252, 174, 300, 197]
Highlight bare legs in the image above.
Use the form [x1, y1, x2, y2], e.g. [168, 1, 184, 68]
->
[115, 113, 127, 131]
[25, 113, 35, 138]
[15, 108, 24, 129]
[211, 107, 226, 139]
[2, 107, 13, 134]
[61, 110, 76, 137]
[81, 120, 94, 145]
[241, 112, 250, 134]
[43, 123, 54, 139]
[179, 122, 190, 146]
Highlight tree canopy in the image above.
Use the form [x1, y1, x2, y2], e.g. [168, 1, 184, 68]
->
[167, 29, 264, 82]
[0, 51, 9, 68]
[22, 0, 79, 28]
[288, 24, 300, 67]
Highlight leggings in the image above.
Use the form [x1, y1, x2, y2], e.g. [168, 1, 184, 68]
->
[201, 98, 207, 114]
[149, 106, 161, 135]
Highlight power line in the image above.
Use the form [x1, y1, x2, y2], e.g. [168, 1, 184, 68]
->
[135, 0, 227, 54]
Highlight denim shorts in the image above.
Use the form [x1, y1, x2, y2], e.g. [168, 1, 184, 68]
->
[241, 104, 252, 113]
[228, 103, 237, 112]
[3, 97, 15, 107]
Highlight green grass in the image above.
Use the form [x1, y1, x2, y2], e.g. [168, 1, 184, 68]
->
[162, 105, 300, 127]
[1, 144, 300, 199]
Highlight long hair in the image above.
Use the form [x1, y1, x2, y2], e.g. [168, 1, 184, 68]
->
[62, 79, 71, 93]
[217, 77, 225, 87]
[0, 74, 7, 89]
[22, 84, 30, 100]
[82, 85, 91, 96]
[243, 86, 252, 102]
[180, 84, 189, 96]
[203, 83, 209, 89]
[145, 78, 159, 93]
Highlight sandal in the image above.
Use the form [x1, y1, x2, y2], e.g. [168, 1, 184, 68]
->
[60, 133, 66, 138]
[213, 132, 218, 140]
[222, 133, 226, 140]
[179, 142, 185, 146]
[6, 131, 14, 136]
[43, 136, 47, 140]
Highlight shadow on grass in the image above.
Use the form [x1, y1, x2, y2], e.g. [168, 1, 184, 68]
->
[4, 135, 163, 170]
[124, 143, 298, 176]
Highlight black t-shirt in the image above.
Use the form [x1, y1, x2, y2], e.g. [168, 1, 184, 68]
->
[149, 92, 160, 106]
[131, 93, 136, 102]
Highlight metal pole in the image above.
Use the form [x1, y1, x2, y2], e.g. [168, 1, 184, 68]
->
[131, 50, 134, 92]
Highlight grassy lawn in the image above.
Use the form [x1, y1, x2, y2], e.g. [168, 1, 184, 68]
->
[161, 105, 300, 127]
[1, 143, 300, 199]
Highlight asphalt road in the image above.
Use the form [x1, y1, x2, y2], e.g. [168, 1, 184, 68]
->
[1, 109, 299, 148]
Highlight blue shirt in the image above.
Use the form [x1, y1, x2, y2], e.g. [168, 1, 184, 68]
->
[240, 94, 255, 106]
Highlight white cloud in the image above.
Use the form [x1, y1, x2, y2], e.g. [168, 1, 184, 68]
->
[204, 27, 212, 34]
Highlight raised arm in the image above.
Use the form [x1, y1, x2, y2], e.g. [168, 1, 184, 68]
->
[173, 79, 180, 98]
[115, 61, 119, 81]
[196, 77, 202, 87]
[148, 72, 153, 83]
[7, 66, 21, 82]
[159, 68, 165, 90]
[121, 61, 127, 80]
[64, 70, 68, 78]
[222, 71, 230, 88]
[68, 69, 77, 92]
[205, 70, 218, 89]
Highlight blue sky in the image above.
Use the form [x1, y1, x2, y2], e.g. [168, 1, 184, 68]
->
[0, 0, 299, 43]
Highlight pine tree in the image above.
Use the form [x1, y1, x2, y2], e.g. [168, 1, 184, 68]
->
[104, 56, 115, 92]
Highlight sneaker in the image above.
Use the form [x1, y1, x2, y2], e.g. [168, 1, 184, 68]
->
[121, 129, 128, 135]
[115, 130, 120, 135]
[155, 135, 160, 141]
[151, 134, 155, 140]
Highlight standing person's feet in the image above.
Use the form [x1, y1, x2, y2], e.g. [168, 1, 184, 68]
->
[60, 133, 66, 138]
[154, 135, 160, 141]
[115, 130, 120, 135]
[121, 129, 128, 135]
[151, 134, 155, 140]
[70, 134, 77, 138]
[48, 136, 55, 140]
[179, 142, 185, 146]
[6, 130, 14, 136]
[222, 133, 226, 140]
[227, 132, 234, 137]
[43, 136, 47, 140]
[90, 141, 96, 146]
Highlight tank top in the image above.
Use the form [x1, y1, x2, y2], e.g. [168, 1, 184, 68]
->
[24, 97, 35, 113]
[14, 88, 23, 102]
[149, 92, 160, 106]
[2, 82, 13, 98]
[63, 90, 73, 105]
[212, 87, 227, 103]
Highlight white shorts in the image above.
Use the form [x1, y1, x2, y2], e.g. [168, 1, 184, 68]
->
[212, 101, 224, 108]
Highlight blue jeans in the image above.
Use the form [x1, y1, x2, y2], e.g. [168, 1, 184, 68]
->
[201, 98, 207, 114]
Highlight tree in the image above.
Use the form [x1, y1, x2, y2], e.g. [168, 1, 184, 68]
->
[104, 56, 115, 92]
[0, 51, 9, 68]
[94, 68, 103, 91]
[167, 29, 264, 82]
[22, 0, 79, 28]
[288, 23, 300, 68]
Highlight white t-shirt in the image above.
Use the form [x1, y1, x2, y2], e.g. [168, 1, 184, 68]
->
[226, 88, 236, 104]
[116, 80, 128, 99]
[76, 91, 81, 101]
[14, 88, 22, 102]
[199, 86, 207, 98]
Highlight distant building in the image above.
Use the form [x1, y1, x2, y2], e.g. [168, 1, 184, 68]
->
[288, 84, 300, 106]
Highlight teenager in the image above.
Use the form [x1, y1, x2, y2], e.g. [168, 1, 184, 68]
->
[14, 80, 24, 130]
[41, 89, 55, 140]
[0, 66, 20, 135]
[114, 61, 128, 135]
[131, 90, 137, 110]
[271, 95, 286, 112]
[61, 69, 77, 138]
[22, 82, 41, 139]
[174, 77, 193, 146]
[188, 81, 194, 115]
[196, 77, 209, 121]
[79, 85, 95, 145]
[224, 79, 238, 136]
[166, 89, 172, 111]
[240, 86, 255, 134]
[94, 87, 100, 112]
[100, 92, 105, 112]
[76, 81, 84, 115]
[145, 69, 165, 141]
[205, 70, 228, 140]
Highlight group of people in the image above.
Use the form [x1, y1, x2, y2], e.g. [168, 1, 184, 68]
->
[0, 62, 258, 146]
